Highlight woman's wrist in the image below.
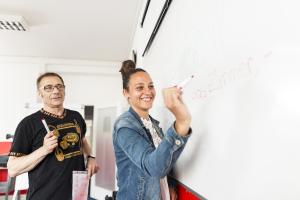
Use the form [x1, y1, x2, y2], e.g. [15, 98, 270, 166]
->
[174, 121, 190, 136]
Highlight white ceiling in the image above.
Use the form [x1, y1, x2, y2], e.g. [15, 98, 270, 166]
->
[0, 0, 142, 62]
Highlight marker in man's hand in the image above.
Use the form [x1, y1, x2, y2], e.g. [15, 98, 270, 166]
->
[41, 118, 51, 133]
[177, 75, 194, 89]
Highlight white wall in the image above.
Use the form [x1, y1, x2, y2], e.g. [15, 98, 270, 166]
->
[130, 0, 300, 199]
[0, 62, 42, 140]
[46, 63, 122, 108]
[0, 57, 123, 141]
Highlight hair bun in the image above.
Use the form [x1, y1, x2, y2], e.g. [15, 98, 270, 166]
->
[119, 60, 136, 77]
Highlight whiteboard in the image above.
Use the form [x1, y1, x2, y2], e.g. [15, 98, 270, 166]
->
[136, 0, 300, 199]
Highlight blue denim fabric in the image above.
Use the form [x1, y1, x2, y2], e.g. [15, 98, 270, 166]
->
[113, 107, 191, 200]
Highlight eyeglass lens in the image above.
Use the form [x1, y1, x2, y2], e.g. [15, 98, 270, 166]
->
[43, 84, 65, 92]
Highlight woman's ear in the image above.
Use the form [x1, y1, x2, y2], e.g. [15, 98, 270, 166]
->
[123, 89, 128, 97]
[123, 89, 130, 101]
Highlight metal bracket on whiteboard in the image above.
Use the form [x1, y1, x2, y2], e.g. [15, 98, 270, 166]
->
[142, 0, 173, 56]
[140, 0, 151, 28]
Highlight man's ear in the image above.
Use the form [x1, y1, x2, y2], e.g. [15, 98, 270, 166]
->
[35, 90, 43, 103]
[37, 90, 43, 98]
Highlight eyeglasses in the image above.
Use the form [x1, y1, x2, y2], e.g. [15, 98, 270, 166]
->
[41, 84, 65, 92]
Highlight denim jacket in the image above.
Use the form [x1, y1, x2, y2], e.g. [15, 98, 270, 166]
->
[113, 107, 191, 200]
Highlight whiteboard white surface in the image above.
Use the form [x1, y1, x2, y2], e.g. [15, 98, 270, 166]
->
[133, 0, 300, 199]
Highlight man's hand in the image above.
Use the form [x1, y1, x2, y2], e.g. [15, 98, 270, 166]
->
[43, 131, 58, 154]
[86, 157, 99, 178]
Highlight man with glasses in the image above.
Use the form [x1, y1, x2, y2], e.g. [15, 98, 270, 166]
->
[7, 72, 99, 200]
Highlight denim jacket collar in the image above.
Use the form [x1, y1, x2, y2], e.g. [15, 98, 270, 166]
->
[128, 107, 160, 127]
[128, 107, 162, 140]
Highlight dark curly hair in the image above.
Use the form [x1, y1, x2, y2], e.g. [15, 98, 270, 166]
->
[119, 60, 146, 90]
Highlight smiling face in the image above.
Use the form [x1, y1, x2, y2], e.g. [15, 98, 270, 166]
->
[124, 71, 156, 118]
[38, 75, 65, 110]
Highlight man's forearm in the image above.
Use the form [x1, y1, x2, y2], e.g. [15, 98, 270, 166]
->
[7, 147, 48, 177]
[82, 138, 93, 156]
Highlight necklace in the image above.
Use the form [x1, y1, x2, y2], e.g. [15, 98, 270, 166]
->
[41, 108, 66, 119]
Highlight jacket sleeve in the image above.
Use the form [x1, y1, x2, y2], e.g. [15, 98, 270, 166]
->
[165, 123, 192, 167]
[114, 122, 190, 178]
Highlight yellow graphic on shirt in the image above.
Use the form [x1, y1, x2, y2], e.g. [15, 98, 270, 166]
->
[55, 148, 64, 161]
[52, 129, 59, 137]
[60, 133, 79, 149]
[49, 120, 83, 162]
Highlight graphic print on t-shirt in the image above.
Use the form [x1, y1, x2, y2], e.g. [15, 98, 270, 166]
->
[48, 119, 83, 161]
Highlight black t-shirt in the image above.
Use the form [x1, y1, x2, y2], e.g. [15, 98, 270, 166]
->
[9, 109, 86, 200]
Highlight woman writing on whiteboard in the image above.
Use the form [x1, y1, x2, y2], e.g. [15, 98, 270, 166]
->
[113, 60, 192, 200]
